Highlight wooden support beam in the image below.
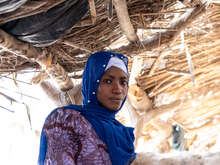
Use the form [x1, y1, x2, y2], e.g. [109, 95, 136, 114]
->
[113, 3, 207, 55]
[113, 0, 139, 42]
[0, 29, 73, 91]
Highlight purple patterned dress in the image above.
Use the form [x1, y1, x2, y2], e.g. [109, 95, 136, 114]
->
[43, 108, 112, 165]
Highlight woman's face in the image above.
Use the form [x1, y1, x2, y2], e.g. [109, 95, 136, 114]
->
[97, 66, 129, 111]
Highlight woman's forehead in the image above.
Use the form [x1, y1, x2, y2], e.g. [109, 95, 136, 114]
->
[103, 66, 128, 79]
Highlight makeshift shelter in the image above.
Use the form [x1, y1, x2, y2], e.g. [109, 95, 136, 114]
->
[0, 0, 220, 164]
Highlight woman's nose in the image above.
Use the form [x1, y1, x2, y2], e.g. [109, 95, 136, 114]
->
[112, 81, 122, 93]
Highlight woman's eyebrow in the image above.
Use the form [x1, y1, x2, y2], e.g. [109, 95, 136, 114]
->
[105, 74, 128, 79]
[120, 76, 128, 80]
[103, 72, 128, 79]
[104, 74, 114, 79]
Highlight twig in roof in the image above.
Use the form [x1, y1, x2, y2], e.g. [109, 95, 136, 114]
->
[62, 40, 92, 53]
[24, 103, 32, 130]
[88, 0, 97, 24]
[180, 0, 202, 8]
[0, 91, 32, 128]
[12, 72, 18, 87]
[0, 85, 40, 100]
[166, 69, 191, 76]
[0, 105, 14, 113]
[138, 27, 178, 31]
[0, 91, 17, 104]
[149, 47, 168, 76]
[0, 75, 32, 85]
[180, 31, 196, 85]
[107, 0, 114, 21]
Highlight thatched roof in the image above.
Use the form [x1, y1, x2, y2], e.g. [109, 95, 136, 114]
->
[0, 0, 220, 153]
[0, 0, 208, 74]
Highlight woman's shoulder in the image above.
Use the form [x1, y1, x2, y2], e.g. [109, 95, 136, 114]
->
[44, 106, 87, 128]
[49, 106, 81, 118]
[44, 104, 82, 122]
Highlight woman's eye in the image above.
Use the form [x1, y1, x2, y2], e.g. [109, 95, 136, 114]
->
[103, 79, 112, 84]
[120, 80, 128, 86]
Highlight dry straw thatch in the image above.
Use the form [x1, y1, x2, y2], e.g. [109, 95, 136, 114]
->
[132, 3, 220, 153]
[0, 0, 179, 74]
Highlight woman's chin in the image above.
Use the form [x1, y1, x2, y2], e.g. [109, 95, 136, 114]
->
[99, 100, 122, 111]
[107, 104, 121, 111]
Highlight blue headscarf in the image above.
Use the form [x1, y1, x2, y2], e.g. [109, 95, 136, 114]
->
[38, 51, 136, 165]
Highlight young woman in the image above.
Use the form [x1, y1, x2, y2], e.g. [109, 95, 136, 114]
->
[38, 51, 136, 165]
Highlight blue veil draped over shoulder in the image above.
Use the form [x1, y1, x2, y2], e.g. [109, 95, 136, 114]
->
[38, 51, 136, 165]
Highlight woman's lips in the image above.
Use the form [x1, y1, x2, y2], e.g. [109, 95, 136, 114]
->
[109, 98, 122, 104]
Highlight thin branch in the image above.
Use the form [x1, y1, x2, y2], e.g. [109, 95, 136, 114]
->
[62, 40, 92, 53]
[0, 75, 32, 85]
[149, 47, 168, 76]
[0, 85, 40, 100]
[88, 0, 97, 24]
[138, 27, 178, 31]
[0, 91, 19, 103]
[0, 91, 33, 129]
[0, 105, 14, 113]
[180, 31, 195, 84]
[166, 69, 191, 76]
[107, 0, 114, 21]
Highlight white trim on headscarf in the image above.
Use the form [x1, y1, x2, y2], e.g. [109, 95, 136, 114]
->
[105, 57, 128, 75]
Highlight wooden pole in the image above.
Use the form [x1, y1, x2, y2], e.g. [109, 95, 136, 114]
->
[113, 0, 139, 42]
